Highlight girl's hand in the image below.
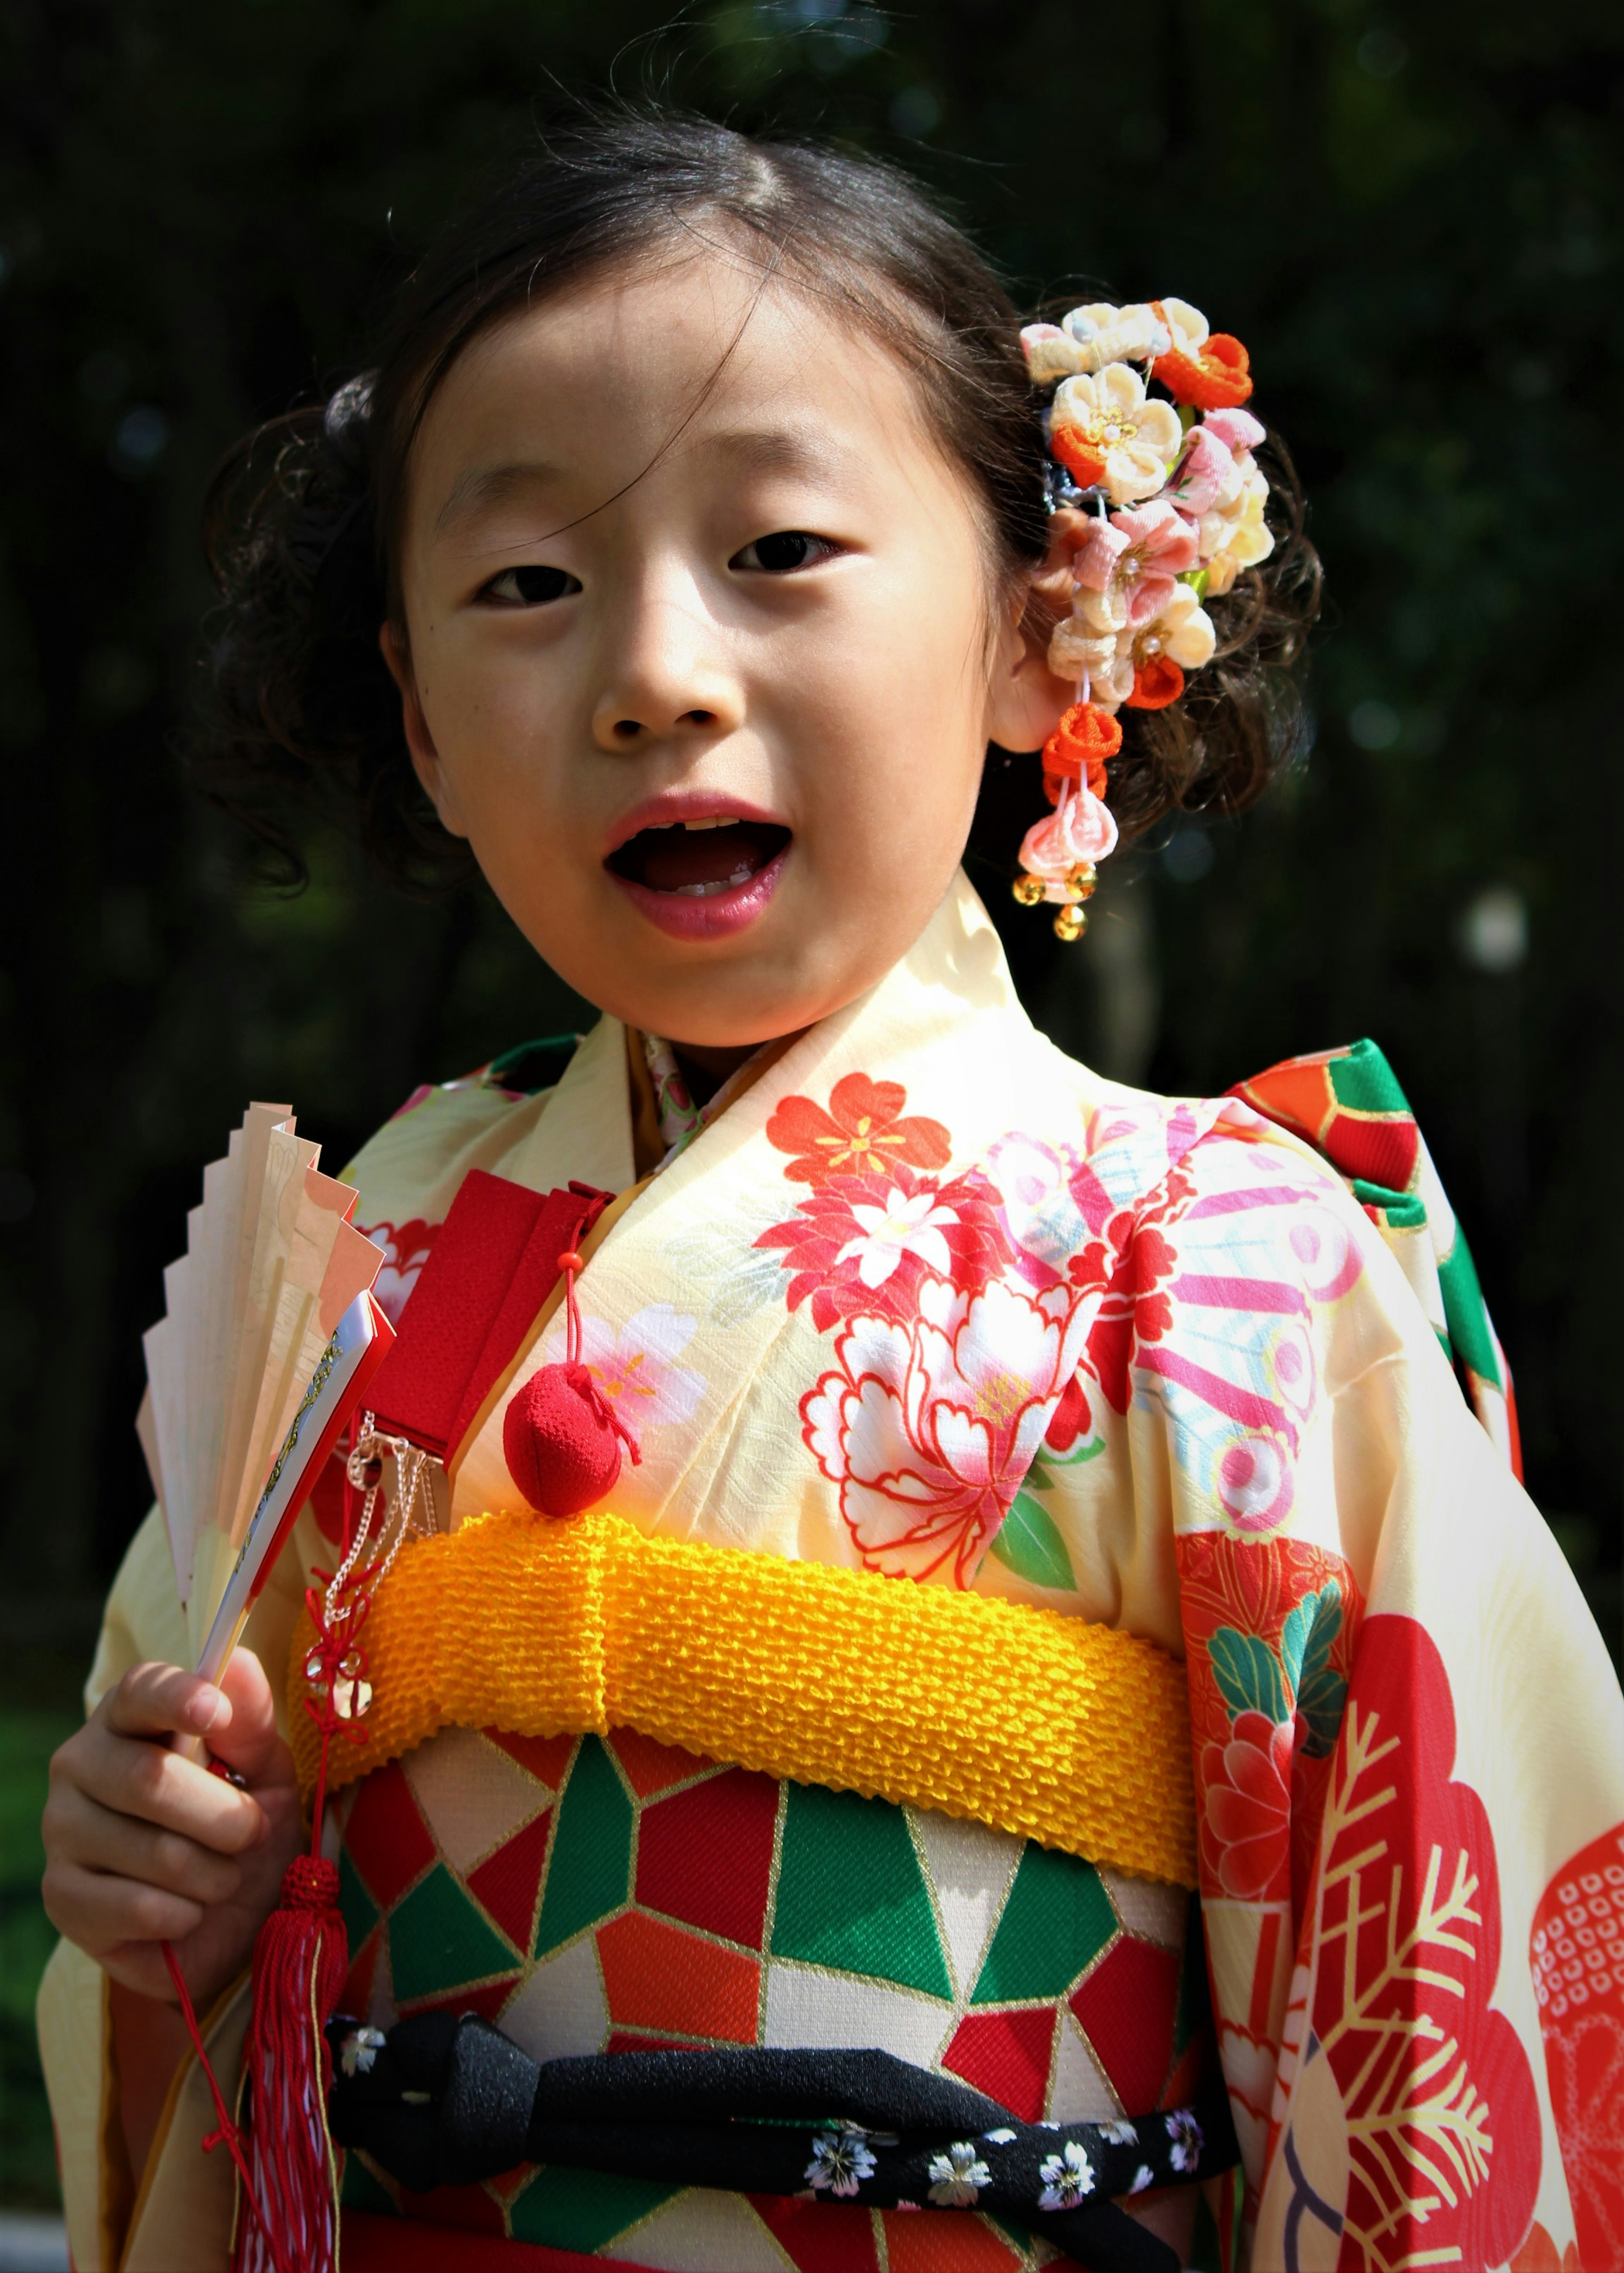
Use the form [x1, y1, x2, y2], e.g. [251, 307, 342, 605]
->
[42, 1649, 304, 2009]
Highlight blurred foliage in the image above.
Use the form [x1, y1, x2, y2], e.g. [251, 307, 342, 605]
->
[0, 1702, 77, 2205]
[0, 0, 1618, 1667]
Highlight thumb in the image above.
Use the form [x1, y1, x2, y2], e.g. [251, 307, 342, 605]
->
[206, 1648, 291, 1786]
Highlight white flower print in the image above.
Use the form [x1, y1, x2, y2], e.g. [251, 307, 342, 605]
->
[802, 1274, 1094, 1585]
[833, 1187, 962, 1290]
[338, 2026, 385, 2078]
[1129, 2162, 1155, 2193]
[982, 2127, 1017, 2145]
[1165, 2108, 1203, 2174]
[927, 2140, 992, 2206]
[556, 1302, 705, 1431]
[1038, 2140, 1096, 2210]
[804, 2130, 877, 2197]
[1097, 2118, 1138, 2146]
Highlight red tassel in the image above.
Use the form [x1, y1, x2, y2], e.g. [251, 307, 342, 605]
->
[233, 1853, 347, 2273]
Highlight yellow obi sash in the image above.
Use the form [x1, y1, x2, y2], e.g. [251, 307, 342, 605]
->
[290, 1511, 1196, 1889]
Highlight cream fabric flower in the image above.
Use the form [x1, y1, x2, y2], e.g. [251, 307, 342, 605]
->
[1020, 323, 1088, 385]
[1051, 365, 1183, 506]
[1158, 296, 1211, 352]
[1048, 611, 1119, 683]
[1060, 299, 1170, 371]
[1200, 463, 1275, 570]
[1090, 582, 1218, 707]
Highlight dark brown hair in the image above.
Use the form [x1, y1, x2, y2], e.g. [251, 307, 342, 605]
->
[195, 107, 1320, 890]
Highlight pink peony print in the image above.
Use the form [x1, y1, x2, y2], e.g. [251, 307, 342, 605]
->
[802, 1275, 1093, 1585]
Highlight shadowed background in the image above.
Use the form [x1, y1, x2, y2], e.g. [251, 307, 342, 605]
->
[1, 0, 1619, 2212]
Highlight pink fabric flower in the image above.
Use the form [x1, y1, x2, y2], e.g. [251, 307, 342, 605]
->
[1073, 500, 1199, 631]
[1165, 425, 1235, 517]
[1019, 785, 1118, 882]
[1202, 406, 1266, 456]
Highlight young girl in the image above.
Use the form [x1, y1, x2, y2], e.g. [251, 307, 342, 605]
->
[38, 112, 1623, 2273]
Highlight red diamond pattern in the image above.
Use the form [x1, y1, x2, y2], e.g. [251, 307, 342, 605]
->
[635, 1766, 779, 1949]
[941, 2004, 1058, 2121]
[466, 1809, 553, 1949]
[1069, 1934, 1182, 2114]
[343, 1760, 435, 1909]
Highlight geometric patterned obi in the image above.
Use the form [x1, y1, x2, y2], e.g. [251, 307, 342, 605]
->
[333, 1724, 1212, 2268]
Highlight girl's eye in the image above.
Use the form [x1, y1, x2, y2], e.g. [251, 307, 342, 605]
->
[480, 565, 583, 606]
[730, 530, 838, 574]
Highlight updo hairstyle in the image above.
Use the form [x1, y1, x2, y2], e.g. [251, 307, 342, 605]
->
[195, 108, 1320, 890]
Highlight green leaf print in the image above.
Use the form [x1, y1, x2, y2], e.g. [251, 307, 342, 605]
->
[989, 1492, 1077, 1593]
[1293, 1583, 1348, 1757]
[1208, 1628, 1289, 1725]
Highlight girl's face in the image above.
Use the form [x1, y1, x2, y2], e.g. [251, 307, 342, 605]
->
[388, 248, 1065, 1056]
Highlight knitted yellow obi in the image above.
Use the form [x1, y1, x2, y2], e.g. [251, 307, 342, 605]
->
[289, 1510, 1196, 1889]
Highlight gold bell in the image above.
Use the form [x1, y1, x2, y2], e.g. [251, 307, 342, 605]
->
[1054, 904, 1088, 943]
[1012, 874, 1046, 908]
[1067, 863, 1098, 900]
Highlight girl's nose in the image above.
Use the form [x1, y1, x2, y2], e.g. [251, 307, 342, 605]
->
[590, 577, 743, 754]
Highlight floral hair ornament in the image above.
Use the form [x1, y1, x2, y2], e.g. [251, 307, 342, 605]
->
[1015, 297, 1273, 939]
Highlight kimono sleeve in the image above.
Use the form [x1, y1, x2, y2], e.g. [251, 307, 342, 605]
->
[1115, 1119, 1624, 2268]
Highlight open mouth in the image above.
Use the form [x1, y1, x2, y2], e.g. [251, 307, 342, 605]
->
[606, 817, 792, 898]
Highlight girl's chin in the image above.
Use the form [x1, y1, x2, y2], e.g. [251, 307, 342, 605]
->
[607, 842, 790, 942]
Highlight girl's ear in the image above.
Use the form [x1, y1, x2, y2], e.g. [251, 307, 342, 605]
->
[379, 623, 470, 838]
[984, 509, 1092, 756]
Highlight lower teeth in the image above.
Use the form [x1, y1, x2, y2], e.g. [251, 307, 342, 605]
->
[672, 864, 757, 899]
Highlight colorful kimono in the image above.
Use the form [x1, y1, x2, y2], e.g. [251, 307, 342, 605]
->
[38, 875, 1624, 2272]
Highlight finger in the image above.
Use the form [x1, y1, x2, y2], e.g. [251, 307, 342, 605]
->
[205, 1649, 290, 1785]
[43, 1780, 244, 1905]
[42, 1857, 204, 1953]
[59, 1722, 268, 1855]
[103, 1661, 229, 1744]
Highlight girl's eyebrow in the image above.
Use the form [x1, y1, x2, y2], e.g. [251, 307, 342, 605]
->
[435, 427, 856, 538]
[435, 461, 562, 535]
[697, 427, 858, 483]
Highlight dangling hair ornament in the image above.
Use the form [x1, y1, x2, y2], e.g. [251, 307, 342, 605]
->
[1016, 297, 1273, 940]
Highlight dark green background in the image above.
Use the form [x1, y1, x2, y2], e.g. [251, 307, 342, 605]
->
[1, 0, 1620, 2209]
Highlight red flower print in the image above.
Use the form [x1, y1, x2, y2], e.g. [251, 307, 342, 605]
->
[1530, 1823, 1624, 2270]
[359, 1216, 439, 1327]
[1044, 1371, 1093, 1452]
[766, 1072, 951, 1188]
[1077, 1216, 1180, 1415]
[757, 1167, 1012, 1335]
[1260, 1615, 1540, 2273]
[1201, 1710, 1292, 1902]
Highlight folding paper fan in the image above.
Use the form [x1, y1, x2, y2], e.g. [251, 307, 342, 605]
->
[139, 1104, 393, 1680]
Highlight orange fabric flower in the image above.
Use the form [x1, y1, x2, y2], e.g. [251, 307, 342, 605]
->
[1126, 656, 1185, 710]
[1048, 422, 1107, 489]
[1042, 702, 1121, 798]
[1152, 329, 1254, 411]
[765, 1073, 952, 1188]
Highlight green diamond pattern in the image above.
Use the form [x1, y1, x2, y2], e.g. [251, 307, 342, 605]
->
[510, 2165, 680, 2250]
[533, 1734, 634, 1958]
[770, 1782, 951, 1998]
[971, 1845, 1116, 2004]
[388, 1862, 518, 2004]
[1327, 1037, 1408, 1116]
[339, 2152, 399, 2217]
[337, 1845, 379, 1957]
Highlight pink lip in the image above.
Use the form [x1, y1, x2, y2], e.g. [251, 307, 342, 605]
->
[609, 844, 790, 940]
[603, 790, 789, 858]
